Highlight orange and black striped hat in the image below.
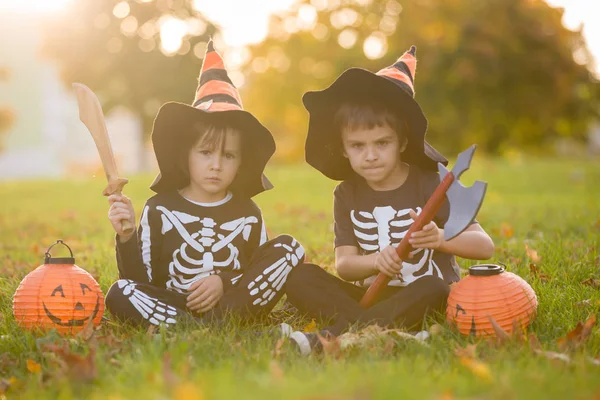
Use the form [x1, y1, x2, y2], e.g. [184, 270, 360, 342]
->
[150, 40, 275, 197]
[303, 46, 447, 181]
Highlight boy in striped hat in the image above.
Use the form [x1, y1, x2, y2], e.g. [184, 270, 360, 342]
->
[285, 46, 495, 355]
[103, 41, 306, 332]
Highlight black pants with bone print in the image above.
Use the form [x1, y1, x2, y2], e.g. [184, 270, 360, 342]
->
[285, 263, 451, 335]
[105, 235, 305, 328]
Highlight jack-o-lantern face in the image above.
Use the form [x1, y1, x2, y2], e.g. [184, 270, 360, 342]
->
[13, 262, 105, 335]
[42, 282, 101, 327]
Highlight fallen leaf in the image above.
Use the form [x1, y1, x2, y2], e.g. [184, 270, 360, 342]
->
[76, 314, 97, 342]
[534, 349, 571, 364]
[500, 223, 514, 239]
[26, 359, 41, 374]
[428, 323, 443, 336]
[581, 278, 600, 289]
[454, 344, 478, 359]
[316, 331, 342, 359]
[383, 339, 395, 354]
[487, 315, 511, 345]
[162, 353, 178, 388]
[172, 381, 204, 400]
[529, 263, 551, 282]
[40, 342, 97, 382]
[525, 244, 541, 263]
[511, 319, 526, 343]
[272, 338, 285, 358]
[147, 325, 159, 336]
[528, 333, 542, 352]
[269, 360, 284, 382]
[575, 299, 593, 308]
[557, 314, 597, 351]
[303, 319, 318, 333]
[459, 357, 493, 381]
[0, 377, 18, 394]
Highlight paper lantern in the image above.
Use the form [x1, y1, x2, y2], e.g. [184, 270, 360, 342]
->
[446, 264, 537, 337]
[13, 240, 104, 335]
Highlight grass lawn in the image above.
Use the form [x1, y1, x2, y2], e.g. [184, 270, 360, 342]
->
[0, 157, 599, 399]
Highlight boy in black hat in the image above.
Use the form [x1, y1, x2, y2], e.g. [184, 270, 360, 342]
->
[285, 47, 495, 355]
[104, 41, 303, 332]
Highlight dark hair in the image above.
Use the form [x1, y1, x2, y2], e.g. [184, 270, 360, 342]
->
[176, 121, 240, 186]
[333, 101, 406, 140]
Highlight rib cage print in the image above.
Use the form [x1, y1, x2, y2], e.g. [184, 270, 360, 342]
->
[156, 206, 257, 293]
[351, 205, 442, 286]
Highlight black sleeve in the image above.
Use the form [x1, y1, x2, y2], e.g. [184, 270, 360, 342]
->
[217, 270, 243, 292]
[115, 201, 161, 284]
[333, 184, 359, 248]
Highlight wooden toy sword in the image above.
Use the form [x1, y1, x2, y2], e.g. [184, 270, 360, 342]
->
[72, 83, 133, 235]
[359, 145, 487, 308]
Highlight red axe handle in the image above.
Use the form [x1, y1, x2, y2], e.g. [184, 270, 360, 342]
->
[359, 171, 456, 308]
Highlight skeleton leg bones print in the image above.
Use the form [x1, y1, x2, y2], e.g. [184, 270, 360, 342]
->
[105, 235, 305, 327]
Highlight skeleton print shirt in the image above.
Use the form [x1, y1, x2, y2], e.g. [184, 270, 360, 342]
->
[334, 165, 461, 287]
[116, 191, 267, 294]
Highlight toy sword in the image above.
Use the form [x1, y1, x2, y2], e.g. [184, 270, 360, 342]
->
[72, 83, 133, 235]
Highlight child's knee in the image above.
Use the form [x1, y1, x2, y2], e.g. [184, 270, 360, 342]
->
[419, 275, 451, 302]
[105, 279, 133, 312]
[270, 234, 306, 267]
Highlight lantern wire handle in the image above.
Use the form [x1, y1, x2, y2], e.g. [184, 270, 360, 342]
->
[44, 239, 74, 260]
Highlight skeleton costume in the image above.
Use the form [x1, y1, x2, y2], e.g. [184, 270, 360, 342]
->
[287, 46, 468, 343]
[105, 40, 305, 328]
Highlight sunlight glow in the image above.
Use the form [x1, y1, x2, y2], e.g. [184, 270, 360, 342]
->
[0, 0, 71, 12]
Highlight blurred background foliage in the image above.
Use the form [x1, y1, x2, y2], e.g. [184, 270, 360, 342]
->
[40, 0, 600, 162]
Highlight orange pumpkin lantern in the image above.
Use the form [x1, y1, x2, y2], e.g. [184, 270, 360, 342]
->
[13, 240, 104, 335]
[446, 264, 537, 337]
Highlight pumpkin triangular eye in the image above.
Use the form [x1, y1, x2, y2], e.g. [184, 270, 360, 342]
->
[80, 283, 91, 295]
[51, 285, 65, 297]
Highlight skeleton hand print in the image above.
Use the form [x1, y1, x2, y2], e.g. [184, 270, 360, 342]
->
[248, 238, 305, 306]
[351, 206, 442, 285]
[116, 279, 178, 326]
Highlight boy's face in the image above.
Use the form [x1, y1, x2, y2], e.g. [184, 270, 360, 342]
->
[187, 130, 242, 201]
[341, 123, 408, 188]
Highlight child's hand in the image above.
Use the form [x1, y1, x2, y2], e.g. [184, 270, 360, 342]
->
[374, 245, 403, 277]
[408, 209, 444, 250]
[108, 194, 135, 242]
[186, 275, 224, 313]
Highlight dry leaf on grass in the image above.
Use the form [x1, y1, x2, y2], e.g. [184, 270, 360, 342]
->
[500, 223, 514, 239]
[459, 357, 493, 381]
[303, 319, 318, 333]
[525, 244, 541, 263]
[26, 359, 41, 374]
[529, 263, 551, 282]
[581, 278, 600, 289]
[316, 331, 342, 359]
[269, 360, 284, 382]
[272, 338, 285, 358]
[40, 341, 97, 383]
[557, 314, 596, 351]
[162, 353, 178, 388]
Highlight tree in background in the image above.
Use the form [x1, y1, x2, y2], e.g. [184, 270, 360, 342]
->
[41, 0, 217, 138]
[242, 0, 600, 160]
[0, 67, 14, 152]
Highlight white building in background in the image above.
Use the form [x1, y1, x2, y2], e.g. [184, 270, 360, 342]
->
[0, 12, 150, 181]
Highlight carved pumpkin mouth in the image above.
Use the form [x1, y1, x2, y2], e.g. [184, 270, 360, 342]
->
[42, 294, 101, 327]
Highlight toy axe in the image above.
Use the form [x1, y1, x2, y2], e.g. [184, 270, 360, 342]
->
[359, 145, 487, 308]
[72, 83, 133, 235]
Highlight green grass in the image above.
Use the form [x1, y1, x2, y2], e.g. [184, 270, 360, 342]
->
[1, 157, 599, 399]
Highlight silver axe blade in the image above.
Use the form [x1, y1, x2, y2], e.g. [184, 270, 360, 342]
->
[438, 145, 487, 241]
